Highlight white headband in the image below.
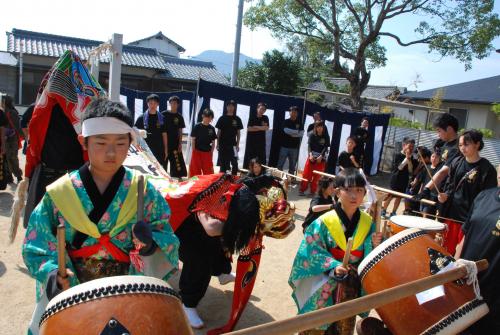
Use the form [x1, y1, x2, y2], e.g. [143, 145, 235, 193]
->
[82, 117, 133, 137]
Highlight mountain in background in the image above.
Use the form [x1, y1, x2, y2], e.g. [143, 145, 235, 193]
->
[192, 50, 261, 76]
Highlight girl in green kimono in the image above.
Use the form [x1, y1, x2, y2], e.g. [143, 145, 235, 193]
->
[22, 98, 179, 335]
[289, 168, 382, 334]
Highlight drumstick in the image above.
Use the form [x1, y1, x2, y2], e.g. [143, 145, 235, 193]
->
[261, 165, 308, 182]
[229, 259, 489, 335]
[417, 149, 441, 194]
[57, 223, 69, 291]
[137, 174, 144, 222]
[371, 185, 436, 207]
[410, 210, 465, 224]
[381, 220, 388, 239]
[342, 238, 354, 267]
[374, 200, 382, 233]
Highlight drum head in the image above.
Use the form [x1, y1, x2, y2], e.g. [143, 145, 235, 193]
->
[390, 215, 445, 231]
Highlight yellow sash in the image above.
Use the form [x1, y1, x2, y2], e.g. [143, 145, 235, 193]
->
[46, 170, 143, 238]
[321, 210, 372, 251]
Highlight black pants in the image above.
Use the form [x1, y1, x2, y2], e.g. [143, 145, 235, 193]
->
[219, 145, 238, 175]
[175, 215, 231, 307]
[166, 148, 187, 178]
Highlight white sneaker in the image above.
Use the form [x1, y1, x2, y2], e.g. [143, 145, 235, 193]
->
[218, 272, 236, 285]
[183, 305, 205, 329]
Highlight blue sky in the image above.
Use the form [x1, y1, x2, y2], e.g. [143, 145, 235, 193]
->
[0, 0, 498, 91]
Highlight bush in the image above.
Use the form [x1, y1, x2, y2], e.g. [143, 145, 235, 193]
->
[389, 117, 424, 130]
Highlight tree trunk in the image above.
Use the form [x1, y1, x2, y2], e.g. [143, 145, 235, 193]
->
[349, 82, 363, 111]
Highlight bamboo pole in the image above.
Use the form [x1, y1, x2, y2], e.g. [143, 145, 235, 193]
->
[371, 185, 436, 207]
[411, 210, 465, 224]
[262, 165, 308, 182]
[313, 170, 336, 178]
[228, 260, 488, 335]
[57, 223, 69, 291]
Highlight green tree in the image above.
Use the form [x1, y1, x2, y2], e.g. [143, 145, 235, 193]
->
[237, 49, 302, 95]
[244, 0, 500, 110]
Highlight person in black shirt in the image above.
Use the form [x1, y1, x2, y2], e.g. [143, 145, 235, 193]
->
[163, 95, 187, 178]
[0, 108, 8, 190]
[418, 150, 443, 216]
[277, 106, 303, 175]
[456, 169, 500, 333]
[338, 136, 361, 170]
[421, 113, 460, 196]
[299, 121, 330, 195]
[437, 129, 497, 255]
[404, 146, 432, 215]
[21, 103, 35, 155]
[134, 94, 168, 169]
[302, 176, 335, 232]
[244, 102, 269, 167]
[189, 109, 217, 177]
[352, 117, 369, 168]
[382, 137, 417, 218]
[216, 100, 243, 175]
[306, 112, 330, 138]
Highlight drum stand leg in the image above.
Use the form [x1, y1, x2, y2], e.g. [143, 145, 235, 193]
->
[355, 317, 392, 335]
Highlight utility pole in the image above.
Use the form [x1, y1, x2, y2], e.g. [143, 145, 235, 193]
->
[109, 33, 123, 102]
[231, 0, 244, 87]
[18, 41, 24, 104]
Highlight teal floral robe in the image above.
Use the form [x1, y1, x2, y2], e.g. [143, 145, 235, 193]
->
[22, 167, 179, 334]
[288, 211, 375, 330]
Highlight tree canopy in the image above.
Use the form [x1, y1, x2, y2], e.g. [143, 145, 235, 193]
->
[237, 49, 302, 95]
[244, 0, 500, 109]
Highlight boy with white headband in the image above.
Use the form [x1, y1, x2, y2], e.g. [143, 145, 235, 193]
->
[22, 98, 179, 335]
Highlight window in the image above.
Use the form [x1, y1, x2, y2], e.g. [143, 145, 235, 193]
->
[449, 108, 468, 130]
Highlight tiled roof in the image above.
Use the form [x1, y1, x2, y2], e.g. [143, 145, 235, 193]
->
[129, 31, 185, 52]
[0, 51, 17, 66]
[6, 29, 228, 84]
[309, 78, 405, 100]
[401, 75, 500, 104]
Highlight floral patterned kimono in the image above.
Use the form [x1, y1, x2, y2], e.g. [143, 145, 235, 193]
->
[22, 165, 179, 335]
[289, 206, 375, 331]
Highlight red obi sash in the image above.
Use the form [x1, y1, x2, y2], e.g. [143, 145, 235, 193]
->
[68, 234, 130, 263]
[329, 246, 363, 262]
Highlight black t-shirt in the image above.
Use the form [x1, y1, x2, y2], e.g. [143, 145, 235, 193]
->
[338, 151, 359, 169]
[389, 152, 418, 192]
[308, 132, 330, 155]
[135, 113, 167, 159]
[353, 126, 369, 146]
[191, 123, 217, 152]
[247, 114, 269, 146]
[302, 195, 334, 230]
[442, 156, 498, 221]
[439, 138, 460, 166]
[163, 111, 185, 151]
[216, 115, 243, 147]
[461, 187, 500, 331]
[282, 118, 302, 148]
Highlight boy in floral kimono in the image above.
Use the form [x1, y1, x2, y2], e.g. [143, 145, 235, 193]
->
[289, 168, 382, 334]
[22, 98, 179, 335]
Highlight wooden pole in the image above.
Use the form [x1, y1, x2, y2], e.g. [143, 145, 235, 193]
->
[371, 184, 436, 207]
[57, 223, 69, 291]
[137, 175, 144, 222]
[228, 260, 488, 335]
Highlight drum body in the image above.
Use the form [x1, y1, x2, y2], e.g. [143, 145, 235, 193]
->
[388, 215, 445, 238]
[40, 275, 193, 335]
[358, 228, 488, 335]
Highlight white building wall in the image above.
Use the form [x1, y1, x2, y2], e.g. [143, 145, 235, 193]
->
[132, 39, 180, 58]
